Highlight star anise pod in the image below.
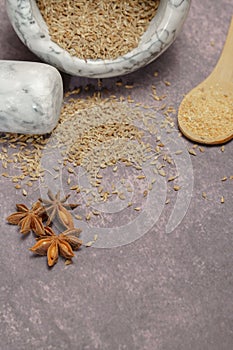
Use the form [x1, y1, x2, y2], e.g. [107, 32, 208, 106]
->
[29, 226, 82, 267]
[39, 190, 79, 229]
[6, 201, 45, 236]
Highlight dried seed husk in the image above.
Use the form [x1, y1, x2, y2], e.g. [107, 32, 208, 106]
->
[29, 238, 53, 256]
[7, 211, 26, 225]
[19, 216, 32, 235]
[58, 240, 75, 259]
[57, 205, 75, 229]
[61, 228, 83, 250]
[47, 241, 59, 267]
[30, 217, 45, 236]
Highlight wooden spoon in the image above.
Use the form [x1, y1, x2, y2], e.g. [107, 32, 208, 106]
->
[178, 17, 233, 145]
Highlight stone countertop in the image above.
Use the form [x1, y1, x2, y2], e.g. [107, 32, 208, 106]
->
[0, 1, 233, 350]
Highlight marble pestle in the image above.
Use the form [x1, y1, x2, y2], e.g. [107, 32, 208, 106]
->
[0, 61, 63, 134]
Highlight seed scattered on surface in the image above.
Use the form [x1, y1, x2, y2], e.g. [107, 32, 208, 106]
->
[221, 177, 227, 181]
[1, 172, 9, 178]
[202, 192, 207, 199]
[68, 167, 74, 174]
[85, 241, 94, 247]
[65, 259, 73, 266]
[168, 175, 178, 182]
[118, 193, 126, 200]
[70, 185, 79, 190]
[158, 169, 166, 177]
[134, 207, 141, 211]
[221, 196, 225, 203]
[137, 175, 146, 180]
[86, 213, 92, 221]
[173, 185, 180, 191]
[148, 184, 153, 191]
[75, 215, 82, 221]
[188, 149, 197, 156]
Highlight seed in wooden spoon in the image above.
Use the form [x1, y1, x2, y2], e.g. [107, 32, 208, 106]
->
[178, 17, 233, 145]
[178, 85, 233, 144]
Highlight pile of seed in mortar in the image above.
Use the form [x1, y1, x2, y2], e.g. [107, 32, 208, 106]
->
[36, 0, 160, 60]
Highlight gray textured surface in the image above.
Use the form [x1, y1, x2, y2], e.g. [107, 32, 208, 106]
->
[1, 1, 233, 350]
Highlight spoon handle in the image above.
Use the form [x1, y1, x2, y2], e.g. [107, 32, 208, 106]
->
[212, 16, 233, 82]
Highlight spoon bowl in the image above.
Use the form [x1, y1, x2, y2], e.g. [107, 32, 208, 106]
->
[178, 17, 233, 145]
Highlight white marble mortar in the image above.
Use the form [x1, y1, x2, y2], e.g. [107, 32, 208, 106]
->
[5, 0, 191, 78]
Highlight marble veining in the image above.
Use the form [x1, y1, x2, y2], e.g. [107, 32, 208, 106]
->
[6, 0, 191, 78]
[0, 61, 63, 134]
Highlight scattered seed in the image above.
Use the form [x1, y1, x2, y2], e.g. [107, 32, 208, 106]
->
[1, 172, 9, 178]
[118, 193, 126, 200]
[137, 175, 146, 180]
[75, 215, 82, 221]
[68, 167, 74, 173]
[125, 84, 134, 89]
[70, 185, 79, 190]
[202, 192, 207, 199]
[65, 259, 73, 266]
[158, 169, 166, 177]
[221, 177, 227, 181]
[86, 213, 92, 221]
[22, 189, 27, 196]
[175, 150, 183, 155]
[168, 175, 178, 182]
[134, 207, 141, 211]
[188, 149, 197, 156]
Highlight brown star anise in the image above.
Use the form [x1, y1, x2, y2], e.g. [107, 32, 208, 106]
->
[29, 226, 82, 267]
[39, 190, 79, 229]
[6, 201, 45, 236]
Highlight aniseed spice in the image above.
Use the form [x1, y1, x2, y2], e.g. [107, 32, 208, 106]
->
[36, 0, 160, 60]
[0, 79, 180, 208]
